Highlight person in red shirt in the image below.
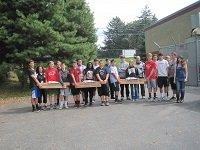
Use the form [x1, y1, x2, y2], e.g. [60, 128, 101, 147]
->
[145, 53, 158, 100]
[45, 61, 59, 109]
[69, 60, 81, 107]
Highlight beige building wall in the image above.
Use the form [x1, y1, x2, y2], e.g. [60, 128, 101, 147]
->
[145, 7, 200, 52]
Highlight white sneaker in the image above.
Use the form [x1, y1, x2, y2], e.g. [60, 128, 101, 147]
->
[59, 101, 64, 110]
[64, 101, 69, 109]
[163, 96, 168, 101]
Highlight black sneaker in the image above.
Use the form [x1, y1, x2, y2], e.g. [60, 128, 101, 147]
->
[170, 96, 175, 100]
[127, 97, 131, 100]
[121, 97, 124, 101]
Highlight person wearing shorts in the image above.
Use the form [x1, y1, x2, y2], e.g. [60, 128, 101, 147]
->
[95, 60, 110, 106]
[157, 53, 169, 100]
[45, 61, 60, 109]
[144, 53, 158, 100]
[36, 66, 47, 110]
[109, 59, 121, 103]
[59, 62, 71, 109]
[69, 60, 81, 107]
[27, 60, 42, 112]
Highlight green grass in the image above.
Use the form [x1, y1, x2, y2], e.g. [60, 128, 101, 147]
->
[0, 81, 30, 99]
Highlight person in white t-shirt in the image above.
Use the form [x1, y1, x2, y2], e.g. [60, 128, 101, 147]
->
[157, 53, 169, 100]
[110, 59, 121, 103]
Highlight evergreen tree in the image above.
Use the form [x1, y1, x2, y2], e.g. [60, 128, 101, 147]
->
[0, 0, 96, 83]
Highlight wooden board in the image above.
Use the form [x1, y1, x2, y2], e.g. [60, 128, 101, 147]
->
[40, 82, 70, 89]
[75, 81, 101, 88]
[120, 78, 146, 84]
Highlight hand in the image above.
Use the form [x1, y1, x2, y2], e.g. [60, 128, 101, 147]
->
[100, 80, 105, 84]
[37, 83, 42, 88]
[184, 78, 188, 82]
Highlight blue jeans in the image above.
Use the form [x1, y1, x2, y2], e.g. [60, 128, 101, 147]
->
[130, 84, 139, 100]
[176, 80, 185, 100]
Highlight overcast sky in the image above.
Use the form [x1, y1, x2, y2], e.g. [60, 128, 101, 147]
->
[86, 0, 199, 46]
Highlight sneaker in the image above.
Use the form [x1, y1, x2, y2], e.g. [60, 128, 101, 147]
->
[50, 104, 53, 110]
[127, 97, 131, 100]
[180, 98, 184, 103]
[43, 105, 47, 111]
[53, 103, 57, 109]
[36, 109, 40, 112]
[105, 101, 110, 106]
[142, 96, 145, 99]
[111, 96, 115, 100]
[148, 97, 152, 100]
[89, 102, 92, 106]
[64, 101, 69, 109]
[101, 102, 105, 106]
[170, 96, 175, 100]
[121, 97, 124, 101]
[162, 96, 168, 101]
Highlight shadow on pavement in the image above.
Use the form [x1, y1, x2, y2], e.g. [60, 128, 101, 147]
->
[0, 106, 31, 115]
[175, 99, 200, 113]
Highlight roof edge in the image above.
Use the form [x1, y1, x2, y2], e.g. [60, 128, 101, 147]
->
[145, 1, 200, 31]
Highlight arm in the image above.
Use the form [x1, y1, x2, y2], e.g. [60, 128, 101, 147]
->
[184, 63, 188, 81]
[31, 75, 42, 88]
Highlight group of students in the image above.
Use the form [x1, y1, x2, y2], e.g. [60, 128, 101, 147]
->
[28, 51, 188, 112]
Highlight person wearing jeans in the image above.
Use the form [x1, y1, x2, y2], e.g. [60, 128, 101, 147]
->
[174, 56, 188, 103]
[127, 60, 139, 101]
[135, 56, 145, 99]
[118, 55, 130, 100]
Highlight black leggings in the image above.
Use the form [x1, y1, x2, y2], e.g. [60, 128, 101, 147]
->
[38, 89, 47, 104]
[84, 88, 95, 104]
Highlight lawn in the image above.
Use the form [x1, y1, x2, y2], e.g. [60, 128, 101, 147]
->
[0, 81, 30, 100]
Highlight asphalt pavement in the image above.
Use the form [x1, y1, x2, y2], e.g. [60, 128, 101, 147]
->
[0, 86, 200, 150]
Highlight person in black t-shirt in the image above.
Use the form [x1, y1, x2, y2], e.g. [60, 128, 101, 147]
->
[83, 62, 95, 106]
[27, 60, 42, 112]
[95, 60, 110, 106]
[36, 66, 47, 110]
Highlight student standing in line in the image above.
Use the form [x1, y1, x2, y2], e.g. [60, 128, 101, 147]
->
[174, 56, 188, 103]
[127, 60, 139, 101]
[56, 61, 62, 106]
[135, 56, 145, 99]
[59, 62, 71, 109]
[93, 58, 100, 69]
[27, 60, 42, 112]
[69, 60, 81, 108]
[118, 55, 130, 100]
[109, 59, 121, 103]
[105, 58, 114, 99]
[144, 53, 158, 101]
[77, 59, 86, 104]
[165, 55, 171, 98]
[36, 66, 47, 110]
[168, 52, 177, 100]
[95, 60, 110, 106]
[93, 58, 100, 103]
[45, 61, 60, 109]
[83, 62, 95, 106]
[157, 53, 169, 101]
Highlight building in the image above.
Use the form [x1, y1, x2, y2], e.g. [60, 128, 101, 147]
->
[145, 1, 200, 86]
[145, 1, 200, 51]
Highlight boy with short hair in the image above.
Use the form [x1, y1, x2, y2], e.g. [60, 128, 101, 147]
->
[95, 60, 110, 106]
[69, 60, 81, 107]
[109, 59, 121, 103]
[27, 60, 42, 112]
[59, 62, 71, 109]
[157, 53, 169, 100]
[144, 53, 158, 100]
